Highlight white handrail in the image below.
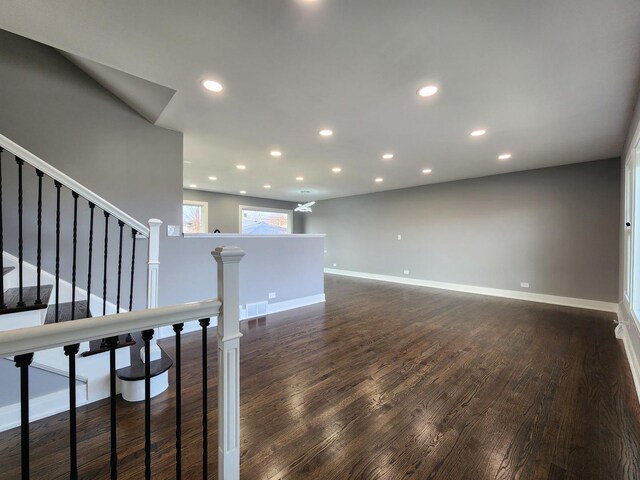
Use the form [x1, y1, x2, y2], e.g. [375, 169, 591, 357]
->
[0, 299, 220, 357]
[0, 133, 150, 237]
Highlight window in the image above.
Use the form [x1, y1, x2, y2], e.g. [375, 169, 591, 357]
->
[625, 159, 633, 303]
[625, 133, 640, 319]
[239, 205, 292, 234]
[183, 200, 208, 233]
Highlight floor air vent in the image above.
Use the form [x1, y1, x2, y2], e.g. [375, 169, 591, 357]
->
[246, 301, 268, 319]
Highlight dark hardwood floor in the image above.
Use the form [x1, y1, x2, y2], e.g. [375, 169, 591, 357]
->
[1, 274, 639, 479]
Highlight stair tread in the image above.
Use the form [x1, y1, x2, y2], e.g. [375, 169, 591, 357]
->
[45, 301, 92, 324]
[2, 267, 14, 276]
[81, 334, 136, 357]
[0, 285, 53, 314]
[116, 347, 173, 381]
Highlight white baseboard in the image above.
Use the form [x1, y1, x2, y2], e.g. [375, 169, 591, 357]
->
[324, 268, 617, 313]
[157, 293, 326, 338]
[264, 293, 326, 317]
[616, 302, 640, 403]
[0, 383, 88, 433]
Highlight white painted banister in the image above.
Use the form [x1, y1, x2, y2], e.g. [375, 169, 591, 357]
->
[142, 219, 163, 361]
[212, 245, 245, 480]
[0, 133, 150, 237]
[146, 219, 162, 309]
[0, 299, 220, 358]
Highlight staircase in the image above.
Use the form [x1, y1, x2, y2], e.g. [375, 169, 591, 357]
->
[0, 136, 174, 424]
[0, 133, 244, 480]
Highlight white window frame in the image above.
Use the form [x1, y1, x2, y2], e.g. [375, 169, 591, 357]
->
[624, 126, 640, 323]
[625, 158, 633, 304]
[239, 205, 293, 235]
[183, 200, 209, 233]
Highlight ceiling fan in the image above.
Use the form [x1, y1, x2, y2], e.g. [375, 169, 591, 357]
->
[295, 201, 315, 212]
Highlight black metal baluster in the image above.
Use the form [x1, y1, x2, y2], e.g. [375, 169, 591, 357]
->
[99, 213, 110, 351]
[103, 212, 109, 317]
[116, 221, 124, 313]
[105, 336, 119, 479]
[71, 192, 79, 319]
[16, 158, 25, 307]
[0, 148, 4, 309]
[86, 203, 95, 310]
[64, 344, 80, 480]
[142, 329, 154, 480]
[54, 181, 62, 322]
[15, 352, 34, 480]
[126, 229, 137, 344]
[173, 323, 184, 479]
[34, 171, 43, 305]
[199, 318, 210, 479]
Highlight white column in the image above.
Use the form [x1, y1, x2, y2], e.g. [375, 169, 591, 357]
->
[141, 218, 162, 362]
[212, 246, 244, 480]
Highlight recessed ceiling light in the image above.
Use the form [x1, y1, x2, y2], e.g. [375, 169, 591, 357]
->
[375, 177, 384, 183]
[184, 161, 192, 164]
[332, 167, 341, 173]
[270, 150, 282, 157]
[240, 190, 247, 195]
[498, 153, 512, 160]
[319, 129, 333, 137]
[422, 168, 433, 174]
[382, 153, 394, 160]
[208, 176, 217, 181]
[236, 164, 246, 170]
[417, 85, 439, 97]
[470, 129, 487, 137]
[202, 80, 223, 92]
[264, 184, 271, 189]
[296, 176, 304, 181]
[189, 184, 197, 188]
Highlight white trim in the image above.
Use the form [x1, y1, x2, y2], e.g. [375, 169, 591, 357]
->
[0, 382, 88, 433]
[616, 302, 640, 402]
[158, 293, 326, 336]
[0, 133, 149, 237]
[0, 299, 221, 357]
[324, 268, 618, 313]
[184, 233, 325, 239]
[183, 200, 209, 233]
[245, 293, 326, 319]
[266, 293, 326, 316]
[239, 205, 293, 235]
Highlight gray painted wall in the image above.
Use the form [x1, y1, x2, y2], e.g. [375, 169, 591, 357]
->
[306, 158, 621, 302]
[160, 235, 324, 308]
[183, 189, 305, 234]
[0, 29, 183, 309]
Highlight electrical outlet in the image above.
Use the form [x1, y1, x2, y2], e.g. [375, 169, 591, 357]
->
[403, 269, 410, 275]
[397, 234, 402, 240]
[167, 225, 181, 237]
[268, 292, 276, 299]
[520, 282, 530, 288]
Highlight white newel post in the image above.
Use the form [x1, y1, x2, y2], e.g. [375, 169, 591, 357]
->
[142, 218, 163, 362]
[212, 246, 245, 480]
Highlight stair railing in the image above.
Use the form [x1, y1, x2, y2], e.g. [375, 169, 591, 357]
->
[0, 133, 160, 332]
[0, 246, 245, 480]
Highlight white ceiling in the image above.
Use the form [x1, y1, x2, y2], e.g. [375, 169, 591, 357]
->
[2, 0, 640, 202]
